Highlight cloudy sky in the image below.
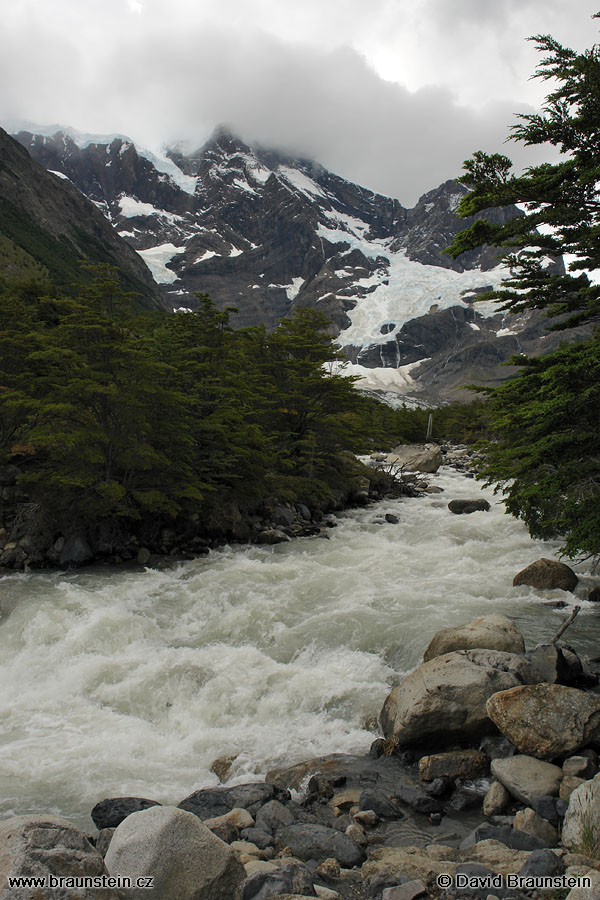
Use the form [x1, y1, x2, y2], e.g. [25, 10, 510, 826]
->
[2, 0, 599, 204]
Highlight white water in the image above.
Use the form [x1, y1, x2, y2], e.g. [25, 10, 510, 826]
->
[0, 469, 597, 830]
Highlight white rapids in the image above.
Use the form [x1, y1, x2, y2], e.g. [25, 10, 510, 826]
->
[0, 468, 597, 829]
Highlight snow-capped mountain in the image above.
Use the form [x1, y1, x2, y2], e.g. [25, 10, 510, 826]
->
[11, 123, 568, 402]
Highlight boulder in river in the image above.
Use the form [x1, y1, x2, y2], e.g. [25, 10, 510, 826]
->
[0, 815, 118, 899]
[423, 614, 525, 662]
[105, 805, 245, 900]
[512, 557, 578, 592]
[491, 756, 563, 805]
[447, 499, 491, 514]
[379, 649, 542, 748]
[91, 796, 161, 830]
[486, 683, 600, 759]
[385, 443, 442, 473]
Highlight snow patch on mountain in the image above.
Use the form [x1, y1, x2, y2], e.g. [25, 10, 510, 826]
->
[137, 243, 185, 284]
[332, 360, 425, 395]
[118, 196, 184, 223]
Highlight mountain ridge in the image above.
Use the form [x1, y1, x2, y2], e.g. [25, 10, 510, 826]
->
[0, 127, 168, 309]
[10, 123, 572, 402]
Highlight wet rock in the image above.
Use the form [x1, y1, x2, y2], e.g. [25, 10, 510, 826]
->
[136, 547, 151, 565]
[209, 754, 239, 782]
[447, 499, 490, 514]
[460, 823, 551, 851]
[179, 783, 278, 819]
[255, 800, 295, 835]
[59, 534, 93, 566]
[257, 528, 291, 545]
[272, 505, 296, 528]
[358, 788, 404, 820]
[392, 782, 442, 815]
[385, 514, 399, 524]
[448, 787, 483, 811]
[241, 828, 274, 850]
[479, 735, 516, 760]
[486, 683, 600, 759]
[380, 649, 542, 748]
[491, 756, 563, 805]
[513, 807, 558, 846]
[422, 776, 454, 798]
[91, 796, 162, 830]
[562, 773, 600, 851]
[518, 848, 564, 878]
[483, 782, 510, 817]
[423, 614, 524, 662]
[241, 861, 316, 900]
[105, 806, 245, 900]
[330, 789, 361, 812]
[277, 823, 365, 868]
[513, 557, 578, 592]
[353, 810, 379, 828]
[530, 794, 563, 826]
[0, 815, 118, 899]
[418, 749, 488, 781]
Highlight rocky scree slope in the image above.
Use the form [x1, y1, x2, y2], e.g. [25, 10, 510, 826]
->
[13, 124, 571, 401]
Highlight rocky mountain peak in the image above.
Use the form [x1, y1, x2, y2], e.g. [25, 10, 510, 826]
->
[9, 122, 566, 402]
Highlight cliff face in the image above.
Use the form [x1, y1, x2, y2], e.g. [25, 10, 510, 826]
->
[0, 128, 166, 309]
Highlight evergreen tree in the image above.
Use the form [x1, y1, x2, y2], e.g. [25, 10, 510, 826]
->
[447, 19, 600, 559]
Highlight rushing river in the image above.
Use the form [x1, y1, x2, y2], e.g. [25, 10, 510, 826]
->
[0, 468, 598, 830]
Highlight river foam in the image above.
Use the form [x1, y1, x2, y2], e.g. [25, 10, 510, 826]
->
[0, 468, 596, 828]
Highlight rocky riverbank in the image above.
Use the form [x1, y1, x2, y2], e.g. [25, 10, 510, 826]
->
[0, 443, 464, 574]
[3, 588, 600, 900]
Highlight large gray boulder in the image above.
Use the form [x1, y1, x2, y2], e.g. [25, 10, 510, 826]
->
[0, 815, 118, 900]
[486, 683, 600, 759]
[104, 805, 245, 900]
[561, 772, 600, 852]
[385, 443, 442, 473]
[491, 756, 563, 806]
[513, 558, 578, 592]
[423, 615, 525, 662]
[380, 649, 542, 748]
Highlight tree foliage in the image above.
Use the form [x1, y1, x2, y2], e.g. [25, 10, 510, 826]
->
[0, 269, 413, 543]
[447, 22, 600, 559]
